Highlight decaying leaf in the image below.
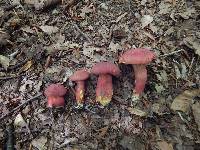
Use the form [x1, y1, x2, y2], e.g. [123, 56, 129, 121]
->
[40, 25, 59, 34]
[183, 36, 200, 56]
[0, 55, 10, 69]
[14, 113, 26, 127]
[177, 8, 196, 19]
[119, 136, 145, 150]
[141, 15, 153, 28]
[171, 89, 200, 113]
[127, 107, 147, 117]
[79, 3, 94, 18]
[18, 60, 33, 73]
[192, 102, 200, 132]
[31, 136, 47, 150]
[158, 2, 172, 15]
[157, 141, 174, 150]
[0, 29, 10, 46]
[108, 41, 122, 53]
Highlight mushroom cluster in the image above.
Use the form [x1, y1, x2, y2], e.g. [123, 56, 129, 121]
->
[44, 48, 156, 108]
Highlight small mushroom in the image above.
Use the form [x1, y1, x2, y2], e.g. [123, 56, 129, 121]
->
[69, 69, 90, 108]
[119, 48, 156, 101]
[44, 84, 67, 107]
[91, 62, 121, 106]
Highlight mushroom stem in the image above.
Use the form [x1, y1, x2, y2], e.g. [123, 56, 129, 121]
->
[75, 81, 85, 107]
[133, 64, 147, 95]
[96, 74, 113, 106]
[47, 96, 65, 108]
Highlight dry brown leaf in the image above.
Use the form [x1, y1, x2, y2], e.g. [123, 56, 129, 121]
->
[171, 89, 200, 113]
[127, 107, 147, 117]
[18, 60, 33, 73]
[96, 126, 109, 138]
[157, 141, 174, 150]
[0, 30, 10, 46]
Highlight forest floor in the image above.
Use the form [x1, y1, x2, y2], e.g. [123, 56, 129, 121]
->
[0, 0, 200, 149]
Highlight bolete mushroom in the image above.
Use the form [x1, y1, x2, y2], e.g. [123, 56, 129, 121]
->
[119, 48, 156, 101]
[91, 62, 121, 106]
[69, 69, 90, 108]
[44, 84, 67, 107]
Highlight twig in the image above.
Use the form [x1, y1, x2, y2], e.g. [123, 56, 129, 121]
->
[0, 74, 21, 80]
[73, 24, 92, 43]
[0, 93, 42, 121]
[159, 49, 184, 57]
[188, 57, 195, 76]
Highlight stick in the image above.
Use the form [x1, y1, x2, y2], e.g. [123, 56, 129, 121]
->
[159, 49, 184, 57]
[73, 24, 92, 43]
[0, 93, 42, 121]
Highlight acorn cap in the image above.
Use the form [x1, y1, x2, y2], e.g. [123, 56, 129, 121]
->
[69, 69, 89, 81]
[44, 84, 67, 97]
[119, 48, 156, 65]
[91, 62, 120, 76]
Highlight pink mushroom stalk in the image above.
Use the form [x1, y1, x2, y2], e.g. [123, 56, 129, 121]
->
[69, 69, 89, 108]
[119, 48, 156, 100]
[91, 62, 121, 106]
[44, 84, 67, 107]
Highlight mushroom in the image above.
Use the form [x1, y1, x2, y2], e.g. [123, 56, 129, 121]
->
[44, 84, 67, 107]
[91, 62, 121, 106]
[69, 69, 90, 108]
[119, 48, 156, 101]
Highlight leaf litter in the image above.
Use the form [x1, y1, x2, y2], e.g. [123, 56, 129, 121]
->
[0, 0, 200, 149]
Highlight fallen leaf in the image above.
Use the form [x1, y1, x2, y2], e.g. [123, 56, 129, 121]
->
[14, 113, 26, 127]
[178, 8, 196, 19]
[79, 3, 94, 18]
[127, 107, 147, 117]
[158, 2, 172, 15]
[115, 12, 128, 23]
[0, 28, 10, 46]
[141, 15, 153, 28]
[183, 36, 200, 56]
[96, 126, 109, 138]
[31, 136, 47, 150]
[0, 55, 10, 69]
[108, 41, 122, 53]
[18, 60, 33, 73]
[192, 102, 200, 132]
[157, 141, 174, 150]
[40, 25, 59, 34]
[171, 89, 200, 113]
[119, 136, 145, 150]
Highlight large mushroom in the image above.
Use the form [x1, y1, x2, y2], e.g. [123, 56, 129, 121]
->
[119, 48, 156, 101]
[44, 84, 67, 107]
[91, 62, 121, 106]
[69, 69, 90, 108]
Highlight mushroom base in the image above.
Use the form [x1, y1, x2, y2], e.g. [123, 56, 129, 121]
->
[96, 74, 113, 106]
[47, 96, 65, 107]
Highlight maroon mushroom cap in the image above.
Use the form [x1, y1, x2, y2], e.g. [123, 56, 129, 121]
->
[91, 62, 121, 76]
[44, 84, 67, 97]
[119, 48, 156, 64]
[69, 69, 89, 81]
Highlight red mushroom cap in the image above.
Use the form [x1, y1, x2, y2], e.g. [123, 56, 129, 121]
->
[91, 62, 120, 76]
[44, 84, 67, 97]
[69, 69, 89, 81]
[119, 48, 156, 64]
